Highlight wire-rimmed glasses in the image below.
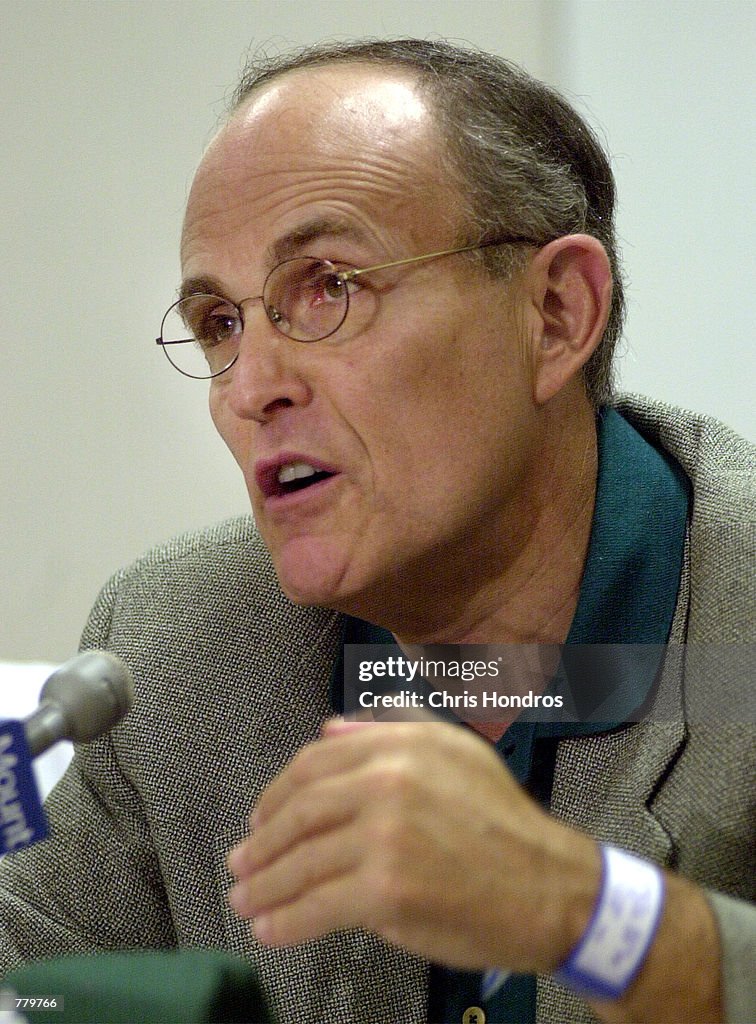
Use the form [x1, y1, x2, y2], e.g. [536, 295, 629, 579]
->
[156, 236, 541, 379]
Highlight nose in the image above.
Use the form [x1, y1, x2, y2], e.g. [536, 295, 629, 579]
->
[220, 306, 313, 423]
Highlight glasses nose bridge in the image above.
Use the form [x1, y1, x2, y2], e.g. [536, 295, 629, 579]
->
[229, 292, 293, 384]
[233, 292, 284, 351]
[236, 292, 266, 328]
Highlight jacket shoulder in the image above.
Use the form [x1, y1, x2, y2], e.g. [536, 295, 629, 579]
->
[615, 395, 755, 641]
[614, 394, 755, 484]
[79, 514, 338, 656]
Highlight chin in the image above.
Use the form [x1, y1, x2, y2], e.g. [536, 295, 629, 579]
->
[277, 577, 332, 608]
[272, 538, 356, 611]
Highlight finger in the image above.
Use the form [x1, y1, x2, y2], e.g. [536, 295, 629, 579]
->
[249, 871, 369, 947]
[326, 706, 443, 728]
[228, 771, 360, 877]
[251, 721, 426, 827]
[228, 821, 361, 921]
[321, 717, 376, 736]
[232, 735, 437, 878]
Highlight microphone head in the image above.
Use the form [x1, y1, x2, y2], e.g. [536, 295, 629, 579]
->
[39, 651, 135, 742]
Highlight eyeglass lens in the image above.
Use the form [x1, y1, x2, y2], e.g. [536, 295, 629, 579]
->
[158, 257, 350, 379]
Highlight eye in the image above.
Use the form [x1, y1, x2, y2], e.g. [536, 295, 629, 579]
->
[263, 258, 364, 342]
[181, 297, 241, 349]
[307, 270, 355, 306]
[323, 274, 344, 300]
[323, 272, 360, 301]
[201, 311, 240, 346]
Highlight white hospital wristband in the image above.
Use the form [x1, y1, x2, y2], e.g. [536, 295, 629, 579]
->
[553, 844, 665, 1001]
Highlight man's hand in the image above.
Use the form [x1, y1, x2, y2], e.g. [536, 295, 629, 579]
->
[227, 718, 599, 973]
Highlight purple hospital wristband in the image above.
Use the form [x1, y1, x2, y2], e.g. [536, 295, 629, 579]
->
[553, 844, 666, 1001]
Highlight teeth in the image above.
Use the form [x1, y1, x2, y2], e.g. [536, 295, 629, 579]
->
[277, 462, 318, 485]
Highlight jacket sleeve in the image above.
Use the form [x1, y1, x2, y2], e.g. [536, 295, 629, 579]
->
[706, 890, 756, 1024]
[0, 574, 176, 980]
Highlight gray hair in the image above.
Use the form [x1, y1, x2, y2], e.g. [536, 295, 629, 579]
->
[231, 38, 625, 407]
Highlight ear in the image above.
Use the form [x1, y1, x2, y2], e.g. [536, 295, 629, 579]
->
[526, 234, 612, 405]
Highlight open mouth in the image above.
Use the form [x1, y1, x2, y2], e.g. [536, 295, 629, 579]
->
[277, 463, 334, 496]
[257, 459, 337, 499]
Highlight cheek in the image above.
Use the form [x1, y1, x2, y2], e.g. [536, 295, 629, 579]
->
[208, 387, 247, 469]
[365, 312, 535, 505]
[364, 307, 526, 443]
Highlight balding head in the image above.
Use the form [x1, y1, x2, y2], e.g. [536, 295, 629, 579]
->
[186, 61, 458, 258]
[225, 39, 624, 407]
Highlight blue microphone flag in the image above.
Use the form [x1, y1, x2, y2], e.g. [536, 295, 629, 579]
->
[0, 719, 49, 855]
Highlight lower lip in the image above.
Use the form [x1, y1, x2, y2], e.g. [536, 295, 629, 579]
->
[261, 473, 341, 514]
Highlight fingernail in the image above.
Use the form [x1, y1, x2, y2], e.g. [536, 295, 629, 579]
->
[323, 718, 375, 735]
[254, 914, 272, 942]
[228, 885, 246, 914]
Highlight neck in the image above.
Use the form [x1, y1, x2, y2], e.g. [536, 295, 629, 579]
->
[390, 394, 598, 743]
[381, 394, 599, 646]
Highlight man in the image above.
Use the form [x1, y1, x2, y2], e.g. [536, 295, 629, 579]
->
[1, 39, 753, 1024]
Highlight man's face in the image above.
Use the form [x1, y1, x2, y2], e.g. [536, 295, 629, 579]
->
[181, 65, 543, 634]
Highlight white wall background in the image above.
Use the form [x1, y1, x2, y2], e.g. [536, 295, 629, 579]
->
[1, 0, 753, 663]
[551, 0, 755, 434]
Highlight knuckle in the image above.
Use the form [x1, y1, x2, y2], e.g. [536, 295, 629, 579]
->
[362, 819, 415, 896]
[291, 841, 330, 891]
[365, 812, 403, 853]
[285, 797, 318, 836]
[288, 743, 321, 785]
[369, 753, 418, 805]
[362, 860, 416, 926]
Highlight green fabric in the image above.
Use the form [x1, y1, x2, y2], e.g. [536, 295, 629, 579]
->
[6, 949, 274, 1023]
[567, 406, 691, 645]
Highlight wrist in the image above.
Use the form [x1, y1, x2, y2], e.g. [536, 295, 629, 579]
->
[590, 873, 723, 1024]
[553, 844, 666, 1001]
[533, 827, 603, 974]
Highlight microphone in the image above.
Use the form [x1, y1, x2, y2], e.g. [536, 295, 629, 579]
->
[0, 652, 134, 856]
[22, 651, 135, 757]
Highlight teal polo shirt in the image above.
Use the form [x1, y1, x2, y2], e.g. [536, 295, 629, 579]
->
[332, 407, 690, 1024]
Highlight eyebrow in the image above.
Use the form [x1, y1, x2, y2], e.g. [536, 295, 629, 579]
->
[178, 275, 230, 302]
[178, 217, 369, 301]
[265, 216, 368, 267]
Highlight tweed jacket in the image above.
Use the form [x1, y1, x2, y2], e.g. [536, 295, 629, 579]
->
[0, 396, 754, 1024]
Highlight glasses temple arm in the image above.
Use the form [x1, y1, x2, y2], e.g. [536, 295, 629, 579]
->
[339, 237, 542, 282]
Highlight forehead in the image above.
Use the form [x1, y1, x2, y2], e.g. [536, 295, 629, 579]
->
[181, 64, 463, 274]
